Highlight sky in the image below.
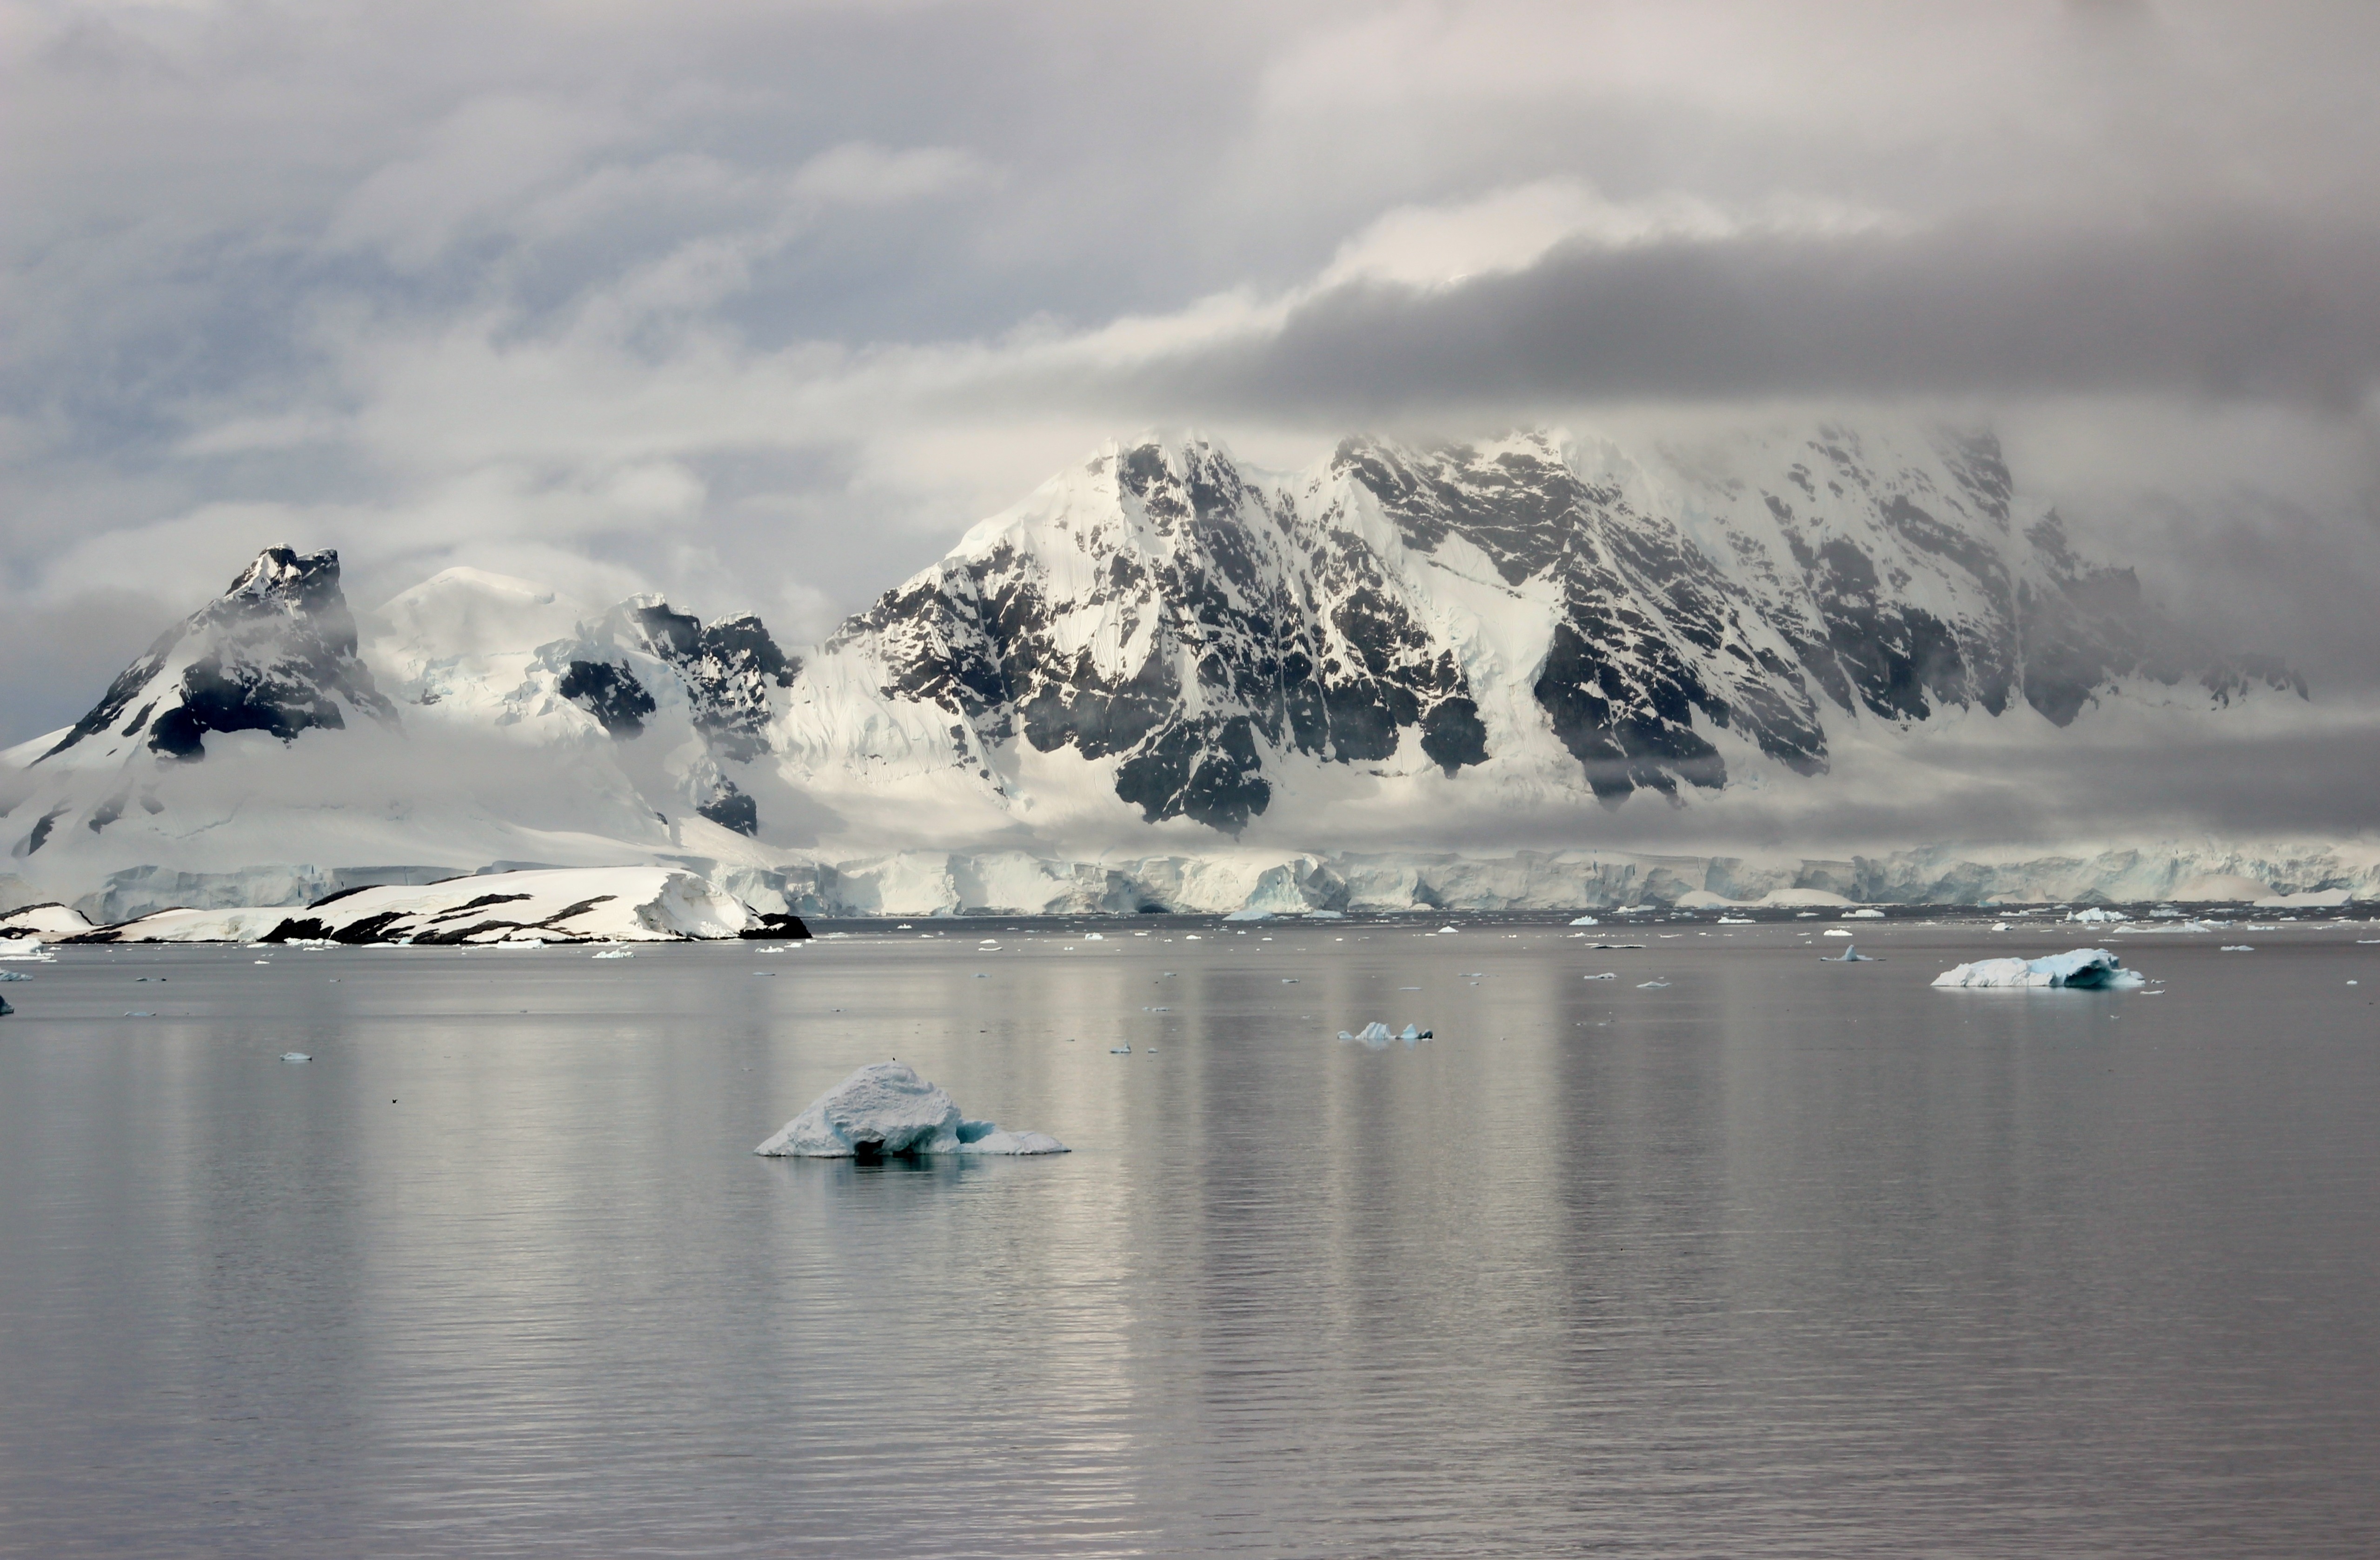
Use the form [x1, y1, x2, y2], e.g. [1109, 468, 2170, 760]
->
[3, 0, 2378, 749]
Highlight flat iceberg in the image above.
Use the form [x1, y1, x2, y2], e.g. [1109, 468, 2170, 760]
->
[753, 1060, 1067, 1159]
[1930, 948, 2145, 990]
[1568, 915, 1599, 926]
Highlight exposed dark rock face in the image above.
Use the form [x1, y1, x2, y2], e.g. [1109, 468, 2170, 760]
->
[698, 785, 759, 836]
[836, 438, 1496, 832]
[619, 601, 798, 762]
[1339, 435, 1828, 800]
[825, 428, 2295, 828]
[43, 547, 393, 765]
[557, 660, 656, 737]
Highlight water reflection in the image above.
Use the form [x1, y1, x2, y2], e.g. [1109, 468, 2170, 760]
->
[0, 924, 2374, 1554]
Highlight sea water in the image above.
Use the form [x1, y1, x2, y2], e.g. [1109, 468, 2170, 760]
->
[2, 916, 2375, 1557]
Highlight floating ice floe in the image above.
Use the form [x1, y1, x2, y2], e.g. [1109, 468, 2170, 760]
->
[1637, 980, 1670, 989]
[280, 1052, 310, 1063]
[2065, 907, 2130, 924]
[1583, 972, 1616, 980]
[1222, 909, 1273, 922]
[1109, 1045, 1131, 1054]
[0, 944, 57, 963]
[1823, 945, 1879, 962]
[1568, 915, 1600, 927]
[1336, 1021, 1431, 1045]
[2220, 945, 2254, 953]
[753, 1061, 1066, 1159]
[0, 969, 29, 982]
[1929, 948, 2145, 989]
[1822, 928, 1854, 938]
[592, 947, 632, 960]
[1843, 908, 1885, 920]
[1717, 917, 1754, 925]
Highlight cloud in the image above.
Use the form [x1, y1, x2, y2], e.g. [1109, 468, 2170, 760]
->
[0, 0, 2373, 796]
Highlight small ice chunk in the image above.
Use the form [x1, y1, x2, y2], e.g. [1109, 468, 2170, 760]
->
[753, 1061, 1067, 1157]
[1930, 948, 2145, 989]
[0, 970, 30, 982]
[1569, 915, 1600, 927]
[592, 948, 633, 960]
[1084, 933, 1104, 940]
[1823, 945, 1879, 962]
[1636, 980, 1669, 989]
[1823, 929, 1854, 938]
[1341, 1022, 1394, 1043]
[1583, 972, 1616, 980]
[2220, 945, 2254, 952]
[1716, 917, 1753, 925]
[281, 1052, 311, 1063]
[1109, 1045, 1131, 1054]
[1436, 926, 1459, 934]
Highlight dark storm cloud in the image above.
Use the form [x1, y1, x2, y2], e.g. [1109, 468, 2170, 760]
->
[1118, 211, 2380, 417]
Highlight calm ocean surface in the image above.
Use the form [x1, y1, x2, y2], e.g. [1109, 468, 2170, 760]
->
[2, 915, 2375, 1557]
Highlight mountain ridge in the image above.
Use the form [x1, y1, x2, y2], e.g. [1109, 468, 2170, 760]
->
[1, 418, 2324, 916]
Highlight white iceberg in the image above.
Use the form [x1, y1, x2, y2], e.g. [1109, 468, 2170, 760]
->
[1568, 915, 1600, 926]
[1930, 948, 2145, 990]
[1843, 908, 1885, 920]
[1823, 944, 1879, 962]
[752, 1061, 1067, 1159]
[280, 1052, 311, 1063]
[1336, 1021, 1430, 1046]
[2065, 907, 2129, 924]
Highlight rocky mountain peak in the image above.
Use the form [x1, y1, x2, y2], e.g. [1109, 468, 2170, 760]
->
[40, 545, 391, 767]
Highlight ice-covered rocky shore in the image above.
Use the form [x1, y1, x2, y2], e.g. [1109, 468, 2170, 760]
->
[1930, 948, 2146, 990]
[753, 1061, 1066, 1159]
[61, 867, 792, 945]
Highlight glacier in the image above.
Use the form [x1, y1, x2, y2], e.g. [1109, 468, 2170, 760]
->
[0, 419, 2367, 923]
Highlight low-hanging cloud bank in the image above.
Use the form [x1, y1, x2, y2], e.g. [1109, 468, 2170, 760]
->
[2, 0, 2376, 783]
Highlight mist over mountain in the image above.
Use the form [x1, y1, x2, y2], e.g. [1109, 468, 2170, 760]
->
[7, 418, 2365, 922]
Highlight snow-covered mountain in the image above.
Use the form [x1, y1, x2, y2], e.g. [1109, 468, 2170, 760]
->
[776, 423, 2300, 842]
[1, 420, 2353, 922]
